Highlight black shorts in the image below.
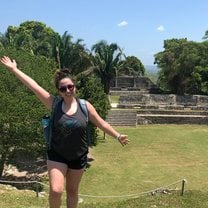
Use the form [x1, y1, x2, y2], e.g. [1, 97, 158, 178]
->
[47, 149, 88, 170]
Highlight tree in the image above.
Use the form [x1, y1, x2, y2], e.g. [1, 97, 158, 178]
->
[76, 75, 110, 146]
[2, 22, 91, 74]
[2, 21, 60, 58]
[202, 30, 208, 40]
[118, 56, 145, 76]
[190, 41, 208, 94]
[54, 31, 91, 73]
[0, 33, 9, 48]
[154, 38, 208, 94]
[91, 40, 124, 94]
[0, 49, 57, 176]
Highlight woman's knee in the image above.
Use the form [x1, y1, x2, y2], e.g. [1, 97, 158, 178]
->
[50, 185, 64, 198]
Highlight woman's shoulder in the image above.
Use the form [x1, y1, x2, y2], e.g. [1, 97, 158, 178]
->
[52, 96, 63, 109]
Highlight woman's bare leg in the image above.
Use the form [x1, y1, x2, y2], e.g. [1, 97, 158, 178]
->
[65, 168, 85, 208]
[47, 160, 68, 208]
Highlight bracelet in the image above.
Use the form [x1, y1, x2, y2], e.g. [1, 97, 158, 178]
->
[116, 134, 121, 140]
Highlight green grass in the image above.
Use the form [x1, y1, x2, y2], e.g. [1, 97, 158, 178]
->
[0, 185, 48, 208]
[80, 125, 208, 202]
[1, 124, 208, 207]
[109, 95, 120, 103]
[79, 190, 208, 208]
[1, 188, 208, 208]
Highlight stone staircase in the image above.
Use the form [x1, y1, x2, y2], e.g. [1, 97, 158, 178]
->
[106, 109, 137, 126]
[107, 91, 208, 125]
[106, 108, 208, 126]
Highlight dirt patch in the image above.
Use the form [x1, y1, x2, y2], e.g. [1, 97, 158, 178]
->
[0, 155, 48, 191]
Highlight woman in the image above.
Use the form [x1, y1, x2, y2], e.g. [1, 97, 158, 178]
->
[0, 56, 129, 208]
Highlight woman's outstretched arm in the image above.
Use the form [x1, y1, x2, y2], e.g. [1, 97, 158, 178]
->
[0, 56, 54, 110]
[86, 101, 129, 146]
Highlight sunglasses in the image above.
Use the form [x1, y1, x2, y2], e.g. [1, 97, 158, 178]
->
[59, 84, 75, 92]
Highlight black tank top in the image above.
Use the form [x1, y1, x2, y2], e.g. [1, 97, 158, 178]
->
[51, 99, 88, 160]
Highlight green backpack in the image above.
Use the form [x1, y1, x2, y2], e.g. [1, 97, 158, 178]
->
[41, 97, 89, 149]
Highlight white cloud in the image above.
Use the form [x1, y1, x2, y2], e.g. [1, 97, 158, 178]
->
[118, 21, 128, 27]
[157, 25, 165, 32]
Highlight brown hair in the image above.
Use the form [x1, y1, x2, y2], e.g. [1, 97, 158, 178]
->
[54, 68, 76, 89]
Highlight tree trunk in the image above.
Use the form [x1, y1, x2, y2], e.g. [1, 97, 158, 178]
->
[0, 152, 7, 177]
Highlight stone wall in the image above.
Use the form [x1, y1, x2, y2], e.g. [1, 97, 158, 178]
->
[137, 114, 208, 125]
[110, 76, 160, 93]
[119, 94, 208, 109]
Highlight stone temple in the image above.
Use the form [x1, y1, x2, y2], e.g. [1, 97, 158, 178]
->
[106, 76, 208, 126]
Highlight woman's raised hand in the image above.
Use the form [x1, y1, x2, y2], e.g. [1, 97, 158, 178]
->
[0, 56, 17, 71]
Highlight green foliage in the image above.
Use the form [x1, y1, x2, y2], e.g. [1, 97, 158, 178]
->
[119, 56, 145, 76]
[0, 48, 57, 176]
[155, 38, 208, 95]
[76, 75, 111, 146]
[202, 30, 208, 40]
[3, 21, 60, 58]
[91, 40, 124, 94]
[55, 31, 91, 72]
[4, 20, 208, 96]
[1, 21, 92, 76]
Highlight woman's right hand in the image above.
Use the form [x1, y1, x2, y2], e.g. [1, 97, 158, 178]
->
[0, 56, 17, 71]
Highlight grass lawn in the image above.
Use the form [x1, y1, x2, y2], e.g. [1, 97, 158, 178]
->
[80, 125, 208, 202]
[0, 124, 208, 207]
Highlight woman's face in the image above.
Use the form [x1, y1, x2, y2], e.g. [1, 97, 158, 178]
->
[58, 77, 75, 97]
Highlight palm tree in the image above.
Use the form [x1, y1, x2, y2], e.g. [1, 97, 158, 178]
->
[55, 31, 91, 73]
[0, 33, 6, 48]
[54, 31, 73, 69]
[0, 30, 16, 48]
[91, 40, 124, 94]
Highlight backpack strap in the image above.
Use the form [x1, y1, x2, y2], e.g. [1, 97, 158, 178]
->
[78, 98, 91, 145]
[52, 96, 61, 111]
[48, 96, 62, 149]
[78, 98, 89, 123]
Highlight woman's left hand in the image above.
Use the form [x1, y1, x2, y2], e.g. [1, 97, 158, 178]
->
[118, 135, 129, 146]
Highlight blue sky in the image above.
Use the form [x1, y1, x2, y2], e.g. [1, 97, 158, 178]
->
[1, 0, 208, 65]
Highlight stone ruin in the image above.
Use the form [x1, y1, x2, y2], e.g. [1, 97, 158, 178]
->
[107, 76, 208, 125]
[110, 76, 160, 93]
[118, 93, 208, 110]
